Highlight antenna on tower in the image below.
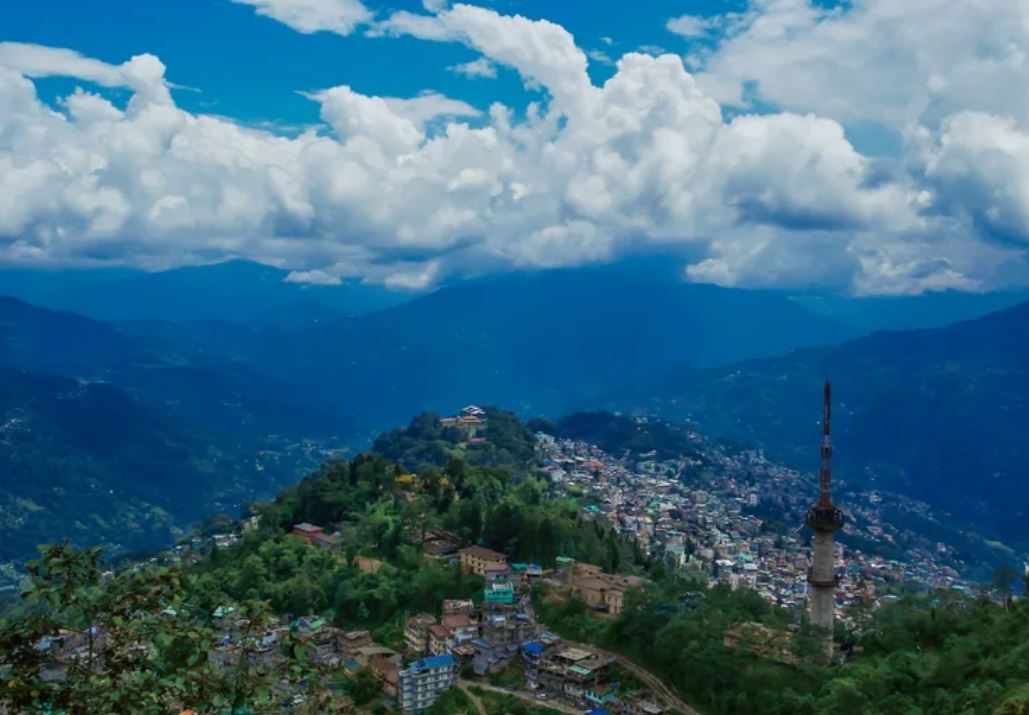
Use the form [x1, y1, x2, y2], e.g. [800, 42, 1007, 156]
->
[805, 380, 844, 531]
[819, 380, 833, 508]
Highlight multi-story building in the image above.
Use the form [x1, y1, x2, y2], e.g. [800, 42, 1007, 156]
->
[458, 545, 507, 576]
[427, 624, 451, 656]
[565, 563, 647, 615]
[404, 614, 437, 657]
[483, 578, 516, 606]
[398, 653, 458, 712]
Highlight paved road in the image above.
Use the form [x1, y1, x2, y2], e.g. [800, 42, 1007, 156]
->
[459, 680, 581, 714]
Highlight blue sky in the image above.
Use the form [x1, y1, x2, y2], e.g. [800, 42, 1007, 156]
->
[4, 0, 741, 129]
[1, 0, 1027, 295]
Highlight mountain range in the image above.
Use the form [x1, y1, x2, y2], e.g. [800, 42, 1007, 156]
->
[2, 261, 853, 438]
[604, 301, 1029, 545]
[0, 260, 407, 323]
[2, 259, 1029, 560]
[0, 367, 323, 565]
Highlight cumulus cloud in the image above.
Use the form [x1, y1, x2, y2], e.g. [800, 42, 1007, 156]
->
[0, 42, 172, 105]
[0, 2, 1025, 294]
[232, 0, 372, 35]
[690, 0, 1029, 131]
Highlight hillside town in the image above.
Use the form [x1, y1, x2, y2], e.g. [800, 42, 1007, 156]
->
[10, 406, 1020, 715]
[186, 537, 678, 713]
[535, 425, 983, 632]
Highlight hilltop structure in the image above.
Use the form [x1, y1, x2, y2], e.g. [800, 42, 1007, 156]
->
[804, 381, 845, 661]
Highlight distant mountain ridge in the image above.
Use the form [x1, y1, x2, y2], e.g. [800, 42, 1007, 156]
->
[0, 297, 354, 439]
[115, 263, 851, 431]
[604, 299, 1029, 544]
[0, 367, 320, 564]
[0, 260, 409, 322]
[7, 260, 1028, 558]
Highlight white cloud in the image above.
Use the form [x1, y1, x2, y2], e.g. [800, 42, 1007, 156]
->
[368, 11, 454, 40]
[666, 14, 720, 39]
[448, 57, 497, 79]
[232, 0, 371, 35]
[1, 2, 1027, 294]
[285, 268, 342, 285]
[0, 42, 172, 105]
[690, 0, 1029, 131]
[0, 43, 124, 86]
[919, 112, 1029, 245]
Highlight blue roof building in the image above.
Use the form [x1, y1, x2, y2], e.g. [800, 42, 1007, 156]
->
[398, 653, 458, 712]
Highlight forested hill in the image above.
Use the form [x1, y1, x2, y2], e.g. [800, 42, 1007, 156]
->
[5, 408, 1029, 715]
[371, 406, 536, 472]
[188, 410, 646, 621]
[0, 366, 321, 567]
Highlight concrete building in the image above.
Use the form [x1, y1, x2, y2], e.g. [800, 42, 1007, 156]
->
[483, 577, 516, 606]
[398, 653, 458, 712]
[427, 623, 451, 656]
[566, 563, 647, 615]
[458, 545, 507, 576]
[404, 614, 437, 657]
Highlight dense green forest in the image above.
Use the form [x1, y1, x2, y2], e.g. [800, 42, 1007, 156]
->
[0, 367, 317, 566]
[539, 572, 1029, 714]
[4, 409, 1029, 714]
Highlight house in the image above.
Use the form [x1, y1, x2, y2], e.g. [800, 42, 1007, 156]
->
[458, 545, 507, 576]
[370, 656, 400, 698]
[423, 530, 462, 558]
[483, 578, 516, 606]
[521, 640, 545, 686]
[482, 612, 533, 647]
[427, 624, 451, 656]
[350, 645, 402, 670]
[404, 614, 438, 656]
[441, 613, 478, 644]
[566, 563, 647, 616]
[584, 682, 620, 709]
[398, 653, 458, 712]
[471, 638, 518, 676]
[441, 599, 475, 617]
[338, 629, 374, 655]
[290, 523, 324, 543]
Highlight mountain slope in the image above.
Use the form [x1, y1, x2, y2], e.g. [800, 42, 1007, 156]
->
[125, 263, 849, 433]
[0, 297, 355, 439]
[605, 300, 1029, 542]
[0, 260, 409, 322]
[0, 367, 320, 564]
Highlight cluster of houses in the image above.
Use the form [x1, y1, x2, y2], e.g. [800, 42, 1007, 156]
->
[537, 431, 980, 633]
[388, 542, 670, 714]
[205, 604, 457, 712]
